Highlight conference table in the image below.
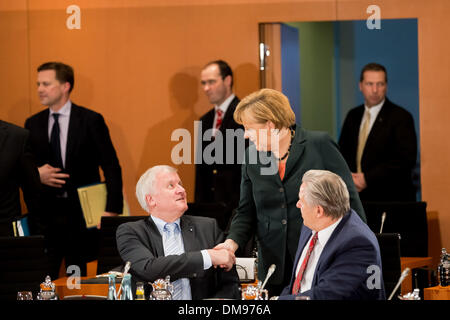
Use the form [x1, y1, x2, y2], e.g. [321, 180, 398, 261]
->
[53, 257, 436, 299]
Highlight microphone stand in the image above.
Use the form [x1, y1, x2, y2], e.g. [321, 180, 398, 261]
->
[388, 267, 410, 300]
[260, 264, 276, 290]
[116, 261, 131, 299]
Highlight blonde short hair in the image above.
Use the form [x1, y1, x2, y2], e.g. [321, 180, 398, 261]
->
[233, 88, 296, 129]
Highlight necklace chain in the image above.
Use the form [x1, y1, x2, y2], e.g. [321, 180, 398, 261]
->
[274, 127, 295, 161]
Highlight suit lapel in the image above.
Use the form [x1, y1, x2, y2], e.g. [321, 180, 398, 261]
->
[314, 211, 352, 274]
[65, 104, 80, 171]
[364, 99, 391, 152]
[290, 227, 312, 289]
[220, 96, 239, 131]
[284, 125, 306, 180]
[180, 216, 198, 252]
[145, 217, 165, 257]
[36, 109, 51, 161]
[203, 109, 215, 131]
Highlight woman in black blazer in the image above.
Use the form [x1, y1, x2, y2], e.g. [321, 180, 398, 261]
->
[215, 88, 365, 295]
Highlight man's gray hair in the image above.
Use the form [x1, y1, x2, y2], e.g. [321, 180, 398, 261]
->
[301, 170, 350, 219]
[136, 165, 177, 212]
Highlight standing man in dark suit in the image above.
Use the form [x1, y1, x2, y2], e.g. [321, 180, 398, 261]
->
[25, 62, 123, 277]
[0, 120, 43, 236]
[338, 63, 417, 201]
[116, 165, 240, 300]
[195, 60, 245, 230]
[279, 170, 385, 300]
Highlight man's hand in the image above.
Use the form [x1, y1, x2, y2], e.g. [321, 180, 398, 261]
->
[352, 172, 367, 192]
[214, 239, 239, 254]
[207, 248, 236, 271]
[38, 164, 70, 187]
[97, 211, 119, 229]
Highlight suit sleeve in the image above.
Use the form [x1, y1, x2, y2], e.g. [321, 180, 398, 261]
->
[210, 219, 241, 299]
[320, 134, 366, 223]
[226, 160, 257, 249]
[89, 113, 123, 213]
[19, 130, 46, 234]
[337, 112, 357, 170]
[116, 223, 204, 282]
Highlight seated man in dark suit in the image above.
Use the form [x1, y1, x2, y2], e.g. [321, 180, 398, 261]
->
[116, 165, 240, 300]
[279, 170, 385, 300]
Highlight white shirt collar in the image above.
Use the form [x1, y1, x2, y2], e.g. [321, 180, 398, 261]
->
[150, 215, 181, 235]
[364, 99, 384, 117]
[49, 99, 72, 116]
[215, 93, 235, 114]
[314, 216, 343, 248]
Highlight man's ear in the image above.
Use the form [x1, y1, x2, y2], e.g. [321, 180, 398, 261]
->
[145, 194, 155, 211]
[223, 74, 232, 88]
[316, 205, 325, 218]
[63, 81, 71, 94]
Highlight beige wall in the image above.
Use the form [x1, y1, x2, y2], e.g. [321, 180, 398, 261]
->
[1, 0, 448, 263]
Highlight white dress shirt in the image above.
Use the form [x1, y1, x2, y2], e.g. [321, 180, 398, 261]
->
[295, 217, 343, 293]
[151, 215, 212, 265]
[48, 100, 72, 168]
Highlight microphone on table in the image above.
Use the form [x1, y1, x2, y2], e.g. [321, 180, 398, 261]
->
[388, 267, 410, 300]
[117, 261, 131, 298]
[379, 212, 387, 233]
[260, 264, 276, 290]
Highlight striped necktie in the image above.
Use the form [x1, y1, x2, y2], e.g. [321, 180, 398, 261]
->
[163, 223, 189, 300]
[292, 232, 318, 294]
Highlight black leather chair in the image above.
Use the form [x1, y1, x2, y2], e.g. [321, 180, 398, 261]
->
[363, 201, 428, 257]
[97, 215, 147, 274]
[0, 236, 55, 300]
[376, 233, 402, 299]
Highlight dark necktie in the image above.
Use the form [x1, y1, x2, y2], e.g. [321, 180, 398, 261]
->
[50, 113, 63, 169]
[292, 232, 318, 294]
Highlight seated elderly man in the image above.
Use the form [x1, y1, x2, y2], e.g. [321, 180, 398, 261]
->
[279, 170, 385, 300]
[116, 165, 240, 300]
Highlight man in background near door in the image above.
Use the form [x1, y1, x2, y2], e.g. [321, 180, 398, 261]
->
[338, 63, 417, 202]
[195, 60, 245, 231]
[25, 62, 123, 277]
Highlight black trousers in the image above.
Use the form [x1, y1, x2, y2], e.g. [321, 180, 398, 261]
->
[44, 196, 98, 278]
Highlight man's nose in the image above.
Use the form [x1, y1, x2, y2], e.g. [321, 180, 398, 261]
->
[177, 184, 186, 193]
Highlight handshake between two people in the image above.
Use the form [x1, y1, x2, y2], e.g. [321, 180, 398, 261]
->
[207, 239, 239, 272]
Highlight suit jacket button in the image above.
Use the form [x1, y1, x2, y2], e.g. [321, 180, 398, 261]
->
[213, 169, 217, 174]
[281, 219, 287, 225]
[281, 203, 286, 209]
[279, 187, 284, 193]
[193, 273, 197, 278]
